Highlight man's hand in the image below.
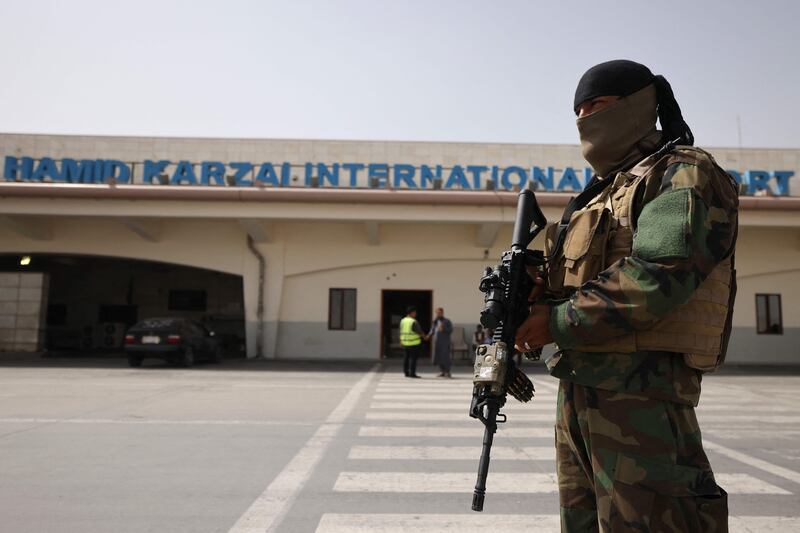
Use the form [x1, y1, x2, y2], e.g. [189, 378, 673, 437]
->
[514, 304, 553, 352]
[526, 268, 546, 303]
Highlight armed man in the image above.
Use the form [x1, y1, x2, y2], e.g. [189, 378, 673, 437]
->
[514, 60, 738, 532]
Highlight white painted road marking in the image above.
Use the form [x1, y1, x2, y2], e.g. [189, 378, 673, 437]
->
[358, 426, 553, 438]
[315, 513, 561, 532]
[368, 401, 798, 412]
[705, 439, 800, 485]
[365, 412, 556, 422]
[369, 402, 553, 411]
[332, 472, 790, 495]
[333, 472, 557, 493]
[315, 514, 800, 533]
[227, 366, 377, 533]
[348, 445, 554, 461]
[0, 417, 314, 427]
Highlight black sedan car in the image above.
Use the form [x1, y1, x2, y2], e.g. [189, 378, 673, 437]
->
[124, 317, 222, 367]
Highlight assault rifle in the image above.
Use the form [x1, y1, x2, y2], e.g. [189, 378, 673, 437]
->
[469, 189, 548, 512]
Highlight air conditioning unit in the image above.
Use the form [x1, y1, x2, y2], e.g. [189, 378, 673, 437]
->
[97, 322, 127, 349]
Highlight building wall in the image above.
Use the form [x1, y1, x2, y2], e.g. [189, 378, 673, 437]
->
[0, 134, 798, 363]
[2, 133, 798, 195]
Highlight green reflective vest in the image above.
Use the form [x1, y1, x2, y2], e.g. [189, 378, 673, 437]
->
[399, 316, 422, 347]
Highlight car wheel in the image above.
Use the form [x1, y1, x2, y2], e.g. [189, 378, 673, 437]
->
[211, 346, 223, 364]
[128, 356, 143, 368]
[181, 347, 195, 368]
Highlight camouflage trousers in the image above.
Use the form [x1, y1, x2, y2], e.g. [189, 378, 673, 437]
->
[555, 380, 728, 532]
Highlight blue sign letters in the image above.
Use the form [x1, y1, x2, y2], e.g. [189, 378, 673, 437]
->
[2, 155, 794, 196]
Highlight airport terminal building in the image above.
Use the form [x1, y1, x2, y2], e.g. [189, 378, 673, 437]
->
[0, 133, 798, 364]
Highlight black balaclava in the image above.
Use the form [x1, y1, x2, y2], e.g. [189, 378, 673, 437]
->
[573, 59, 693, 176]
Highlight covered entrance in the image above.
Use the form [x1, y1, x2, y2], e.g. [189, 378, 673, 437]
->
[0, 254, 245, 356]
[381, 289, 432, 358]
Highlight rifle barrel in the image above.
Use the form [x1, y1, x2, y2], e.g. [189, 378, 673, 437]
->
[472, 401, 498, 512]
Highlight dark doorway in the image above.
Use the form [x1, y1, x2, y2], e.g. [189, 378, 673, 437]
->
[381, 289, 432, 358]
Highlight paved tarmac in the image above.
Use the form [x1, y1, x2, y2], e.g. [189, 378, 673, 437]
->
[0, 356, 798, 532]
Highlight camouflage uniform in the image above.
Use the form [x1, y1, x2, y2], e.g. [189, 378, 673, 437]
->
[547, 148, 738, 532]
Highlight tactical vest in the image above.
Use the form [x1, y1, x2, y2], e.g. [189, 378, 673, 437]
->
[399, 316, 422, 347]
[545, 146, 737, 372]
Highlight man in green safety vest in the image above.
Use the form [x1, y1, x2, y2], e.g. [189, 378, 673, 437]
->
[399, 306, 427, 378]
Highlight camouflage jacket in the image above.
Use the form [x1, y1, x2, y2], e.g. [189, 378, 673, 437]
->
[547, 147, 739, 406]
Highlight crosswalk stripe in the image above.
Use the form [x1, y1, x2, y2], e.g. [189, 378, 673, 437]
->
[369, 402, 552, 411]
[332, 472, 790, 495]
[717, 474, 793, 494]
[365, 412, 555, 422]
[374, 394, 474, 401]
[368, 401, 797, 413]
[705, 440, 800, 486]
[348, 445, 554, 461]
[373, 389, 557, 399]
[374, 386, 470, 392]
[728, 516, 800, 532]
[333, 472, 556, 493]
[376, 379, 557, 391]
[358, 426, 553, 438]
[316, 514, 800, 533]
[315, 513, 561, 532]
[365, 411, 800, 425]
[698, 415, 800, 424]
[705, 429, 800, 439]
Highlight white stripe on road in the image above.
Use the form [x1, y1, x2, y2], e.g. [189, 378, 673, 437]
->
[332, 472, 789, 495]
[375, 386, 472, 392]
[365, 412, 555, 422]
[363, 412, 800, 425]
[728, 516, 800, 532]
[359, 426, 553, 438]
[369, 402, 553, 411]
[377, 380, 559, 392]
[716, 474, 792, 494]
[705, 429, 800, 439]
[348, 445, 554, 461]
[698, 415, 800, 424]
[316, 514, 800, 533]
[227, 366, 377, 533]
[369, 401, 799, 413]
[316, 513, 561, 532]
[373, 389, 557, 398]
[376, 379, 557, 392]
[705, 439, 800, 486]
[0, 417, 314, 427]
[374, 394, 475, 401]
[333, 472, 557, 493]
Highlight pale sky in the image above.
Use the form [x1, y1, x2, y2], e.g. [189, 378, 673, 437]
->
[0, 0, 797, 148]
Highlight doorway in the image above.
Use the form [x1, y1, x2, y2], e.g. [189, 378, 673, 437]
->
[381, 289, 432, 358]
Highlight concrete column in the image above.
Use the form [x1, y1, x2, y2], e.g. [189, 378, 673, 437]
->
[241, 240, 285, 359]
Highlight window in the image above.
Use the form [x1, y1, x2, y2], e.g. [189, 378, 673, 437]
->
[329, 288, 356, 330]
[168, 290, 207, 312]
[756, 294, 783, 335]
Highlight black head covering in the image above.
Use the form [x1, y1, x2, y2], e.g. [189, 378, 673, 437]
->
[573, 60, 654, 112]
[574, 59, 694, 146]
